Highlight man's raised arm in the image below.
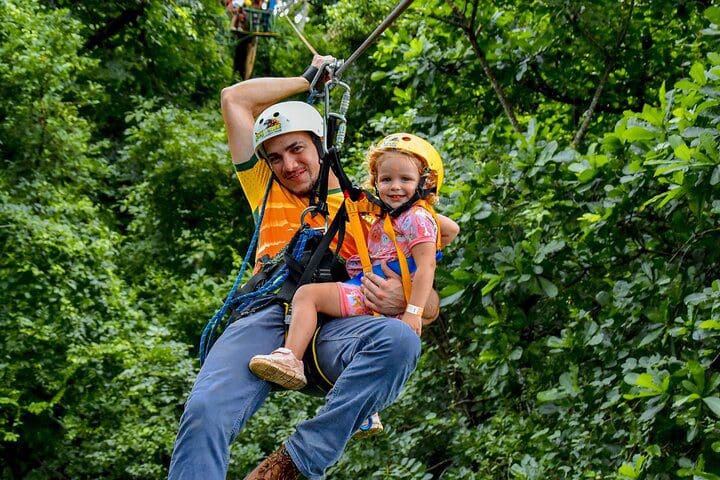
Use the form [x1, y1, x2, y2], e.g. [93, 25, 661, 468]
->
[220, 54, 334, 165]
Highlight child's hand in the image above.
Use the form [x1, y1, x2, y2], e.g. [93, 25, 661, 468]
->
[401, 313, 422, 336]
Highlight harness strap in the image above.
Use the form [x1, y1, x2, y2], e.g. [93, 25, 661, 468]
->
[308, 137, 331, 216]
[274, 202, 347, 306]
[345, 193, 372, 275]
[381, 199, 443, 304]
[382, 214, 413, 302]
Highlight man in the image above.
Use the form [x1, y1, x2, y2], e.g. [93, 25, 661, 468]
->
[168, 54, 440, 480]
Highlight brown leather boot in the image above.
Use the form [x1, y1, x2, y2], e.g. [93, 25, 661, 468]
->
[243, 445, 302, 480]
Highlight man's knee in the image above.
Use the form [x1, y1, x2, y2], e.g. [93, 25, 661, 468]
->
[377, 319, 421, 368]
[182, 390, 221, 428]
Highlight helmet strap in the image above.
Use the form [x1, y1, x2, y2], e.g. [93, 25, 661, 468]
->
[310, 132, 330, 215]
[373, 174, 436, 218]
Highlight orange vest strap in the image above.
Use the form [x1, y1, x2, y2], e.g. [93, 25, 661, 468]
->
[345, 195, 373, 274]
[346, 196, 442, 309]
[382, 200, 442, 304]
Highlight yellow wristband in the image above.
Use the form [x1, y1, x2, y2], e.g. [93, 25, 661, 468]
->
[405, 304, 424, 316]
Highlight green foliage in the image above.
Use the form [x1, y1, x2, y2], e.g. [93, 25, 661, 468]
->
[381, 29, 720, 480]
[118, 101, 247, 276]
[57, 0, 233, 136]
[3, 0, 720, 478]
[0, 0, 226, 477]
[0, 0, 103, 184]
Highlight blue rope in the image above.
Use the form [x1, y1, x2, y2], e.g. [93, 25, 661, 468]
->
[199, 178, 272, 364]
[198, 178, 323, 364]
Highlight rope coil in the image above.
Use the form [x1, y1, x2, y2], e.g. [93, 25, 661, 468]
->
[199, 220, 323, 364]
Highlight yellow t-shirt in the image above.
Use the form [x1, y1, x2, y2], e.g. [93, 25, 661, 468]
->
[234, 156, 363, 271]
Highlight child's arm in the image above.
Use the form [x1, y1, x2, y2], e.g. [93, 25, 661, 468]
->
[401, 242, 437, 336]
[437, 214, 460, 247]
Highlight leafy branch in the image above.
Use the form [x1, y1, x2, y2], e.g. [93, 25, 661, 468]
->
[571, 0, 635, 146]
[443, 0, 522, 135]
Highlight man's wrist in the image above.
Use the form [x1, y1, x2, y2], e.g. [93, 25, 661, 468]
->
[301, 65, 319, 86]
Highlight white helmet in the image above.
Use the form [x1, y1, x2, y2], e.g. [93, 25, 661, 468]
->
[253, 101, 324, 159]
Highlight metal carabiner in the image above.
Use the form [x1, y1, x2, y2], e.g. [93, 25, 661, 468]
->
[300, 205, 329, 233]
[325, 79, 351, 149]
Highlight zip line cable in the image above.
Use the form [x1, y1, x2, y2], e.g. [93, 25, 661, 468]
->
[334, 0, 415, 77]
[280, 0, 415, 74]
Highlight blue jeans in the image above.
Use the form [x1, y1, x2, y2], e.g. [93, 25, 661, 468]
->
[167, 301, 421, 480]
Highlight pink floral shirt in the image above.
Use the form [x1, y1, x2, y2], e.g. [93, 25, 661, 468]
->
[345, 205, 438, 278]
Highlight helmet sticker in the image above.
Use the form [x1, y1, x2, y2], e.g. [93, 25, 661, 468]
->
[255, 118, 281, 142]
[380, 135, 400, 148]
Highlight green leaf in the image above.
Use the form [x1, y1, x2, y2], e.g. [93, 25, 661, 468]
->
[710, 166, 720, 186]
[440, 288, 465, 307]
[640, 105, 663, 127]
[702, 397, 720, 417]
[689, 63, 707, 85]
[26, 402, 50, 414]
[640, 400, 666, 421]
[704, 6, 720, 24]
[0, 397, 19, 406]
[675, 79, 699, 91]
[578, 213, 601, 223]
[673, 142, 693, 161]
[636, 373, 660, 391]
[537, 388, 567, 402]
[674, 393, 701, 407]
[618, 464, 638, 479]
[481, 275, 502, 296]
[638, 326, 663, 347]
[538, 276, 558, 298]
[699, 319, 720, 330]
[623, 126, 657, 141]
[654, 162, 688, 177]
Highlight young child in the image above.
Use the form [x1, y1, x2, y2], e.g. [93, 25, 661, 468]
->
[249, 133, 459, 435]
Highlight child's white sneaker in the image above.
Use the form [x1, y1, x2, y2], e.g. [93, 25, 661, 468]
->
[249, 347, 307, 390]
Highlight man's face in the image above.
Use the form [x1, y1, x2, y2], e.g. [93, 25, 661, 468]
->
[263, 131, 320, 196]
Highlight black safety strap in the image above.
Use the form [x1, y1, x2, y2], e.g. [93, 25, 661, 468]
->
[308, 136, 331, 217]
[274, 202, 347, 306]
[326, 146, 364, 201]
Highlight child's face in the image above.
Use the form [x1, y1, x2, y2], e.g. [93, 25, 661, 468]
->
[375, 152, 421, 209]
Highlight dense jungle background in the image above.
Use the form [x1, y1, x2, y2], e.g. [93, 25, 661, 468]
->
[2, 0, 720, 478]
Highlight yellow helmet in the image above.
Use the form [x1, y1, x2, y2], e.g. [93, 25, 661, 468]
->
[375, 133, 444, 191]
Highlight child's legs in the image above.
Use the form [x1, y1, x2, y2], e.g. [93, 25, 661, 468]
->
[286, 283, 343, 359]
